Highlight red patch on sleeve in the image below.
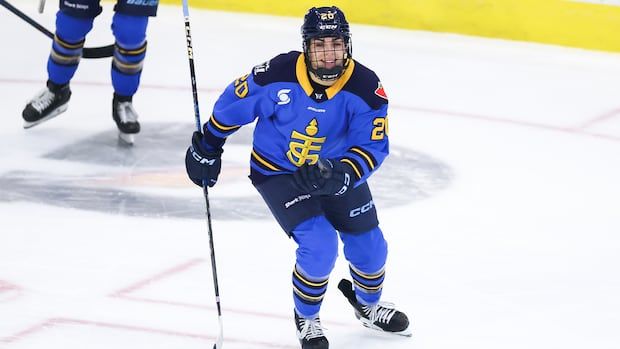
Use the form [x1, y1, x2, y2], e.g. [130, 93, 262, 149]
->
[374, 82, 388, 100]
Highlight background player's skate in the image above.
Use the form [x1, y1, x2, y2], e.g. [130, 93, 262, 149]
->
[22, 80, 71, 129]
[112, 93, 140, 145]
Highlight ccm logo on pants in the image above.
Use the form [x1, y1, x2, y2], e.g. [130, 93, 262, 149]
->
[349, 200, 374, 217]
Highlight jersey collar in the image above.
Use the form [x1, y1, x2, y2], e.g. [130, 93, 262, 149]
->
[296, 53, 355, 100]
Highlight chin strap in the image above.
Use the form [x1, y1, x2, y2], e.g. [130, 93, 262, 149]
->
[308, 57, 352, 82]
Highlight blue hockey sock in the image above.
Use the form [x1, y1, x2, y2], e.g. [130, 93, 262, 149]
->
[291, 216, 338, 317]
[47, 11, 94, 85]
[111, 13, 149, 97]
[340, 226, 387, 305]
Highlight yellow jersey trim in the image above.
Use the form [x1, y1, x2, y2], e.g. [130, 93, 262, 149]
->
[251, 150, 281, 171]
[350, 147, 376, 170]
[341, 158, 362, 179]
[295, 53, 355, 100]
[295, 53, 314, 97]
[210, 115, 239, 131]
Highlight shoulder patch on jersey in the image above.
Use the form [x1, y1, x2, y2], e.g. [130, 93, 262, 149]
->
[342, 60, 388, 110]
[252, 51, 299, 86]
[253, 60, 270, 75]
[374, 81, 388, 100]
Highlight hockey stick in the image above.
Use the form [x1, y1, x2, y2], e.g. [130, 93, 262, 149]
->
[182, 1, 224, 348]
[38, 0, 45, 13]
[0, 0, 113, 59]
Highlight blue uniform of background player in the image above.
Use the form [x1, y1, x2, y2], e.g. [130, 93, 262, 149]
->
[186, 6, 411, 348]
[22, 0, 158, 144]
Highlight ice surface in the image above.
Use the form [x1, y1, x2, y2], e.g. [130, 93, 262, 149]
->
[1, 1, 620, 348]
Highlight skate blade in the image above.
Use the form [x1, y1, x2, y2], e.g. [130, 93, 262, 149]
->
[23, 104, 68, 129]
[118, 132, 135, 146]
[360, 319, 413, 337]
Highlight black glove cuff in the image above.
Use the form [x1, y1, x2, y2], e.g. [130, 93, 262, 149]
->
[202, 127, 227, 150]
[337, 159, 358, 183]
[192, 131, 223, 156]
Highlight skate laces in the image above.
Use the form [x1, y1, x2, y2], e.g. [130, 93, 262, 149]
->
[116, 101, 139, 123]
[362, 302, 397, 324]
[31, 89, 56, 112]
[297, 316, 326, 340]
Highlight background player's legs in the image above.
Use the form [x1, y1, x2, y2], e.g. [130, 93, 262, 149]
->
[22, 5, 98, 128]
[110, 12, 148, 142]
[48, 11, 95, 85]
[110, 13, 147, 98]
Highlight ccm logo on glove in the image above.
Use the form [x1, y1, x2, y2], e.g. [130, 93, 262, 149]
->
[185, 131, 223, 187]
[191, 150, 217, 165]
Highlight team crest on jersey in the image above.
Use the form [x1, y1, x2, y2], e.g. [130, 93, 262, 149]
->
[286, 119, 326, 166]
[374, 81, 388, 100]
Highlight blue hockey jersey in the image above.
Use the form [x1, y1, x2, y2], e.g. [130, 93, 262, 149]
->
[202, 51, 389, 185]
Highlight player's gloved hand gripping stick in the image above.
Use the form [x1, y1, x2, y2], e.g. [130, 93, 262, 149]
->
[185, 131, 223, 187]
[293, 158, 355, 196]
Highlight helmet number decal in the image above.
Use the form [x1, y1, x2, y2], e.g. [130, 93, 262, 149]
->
[371, 116, 389, 140]
[320, 12, 336, 20]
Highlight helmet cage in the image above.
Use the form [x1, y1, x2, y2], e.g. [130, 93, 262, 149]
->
[301, 6, 352, 81]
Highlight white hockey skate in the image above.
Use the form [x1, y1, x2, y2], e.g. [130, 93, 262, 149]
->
[338, 279, 412, 337]
[112, 93, 140, 145]
[294, 311, 329, 349]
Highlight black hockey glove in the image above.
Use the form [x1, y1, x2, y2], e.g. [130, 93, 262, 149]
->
[293, 158, 354, 196]
[185, 131, 223, 187]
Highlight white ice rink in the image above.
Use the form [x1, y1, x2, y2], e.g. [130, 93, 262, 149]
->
[2, 1, 620, 348]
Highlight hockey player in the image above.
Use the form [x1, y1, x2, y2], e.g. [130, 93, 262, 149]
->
[185, 6, 411, 348]
[21, 0, 158, 144]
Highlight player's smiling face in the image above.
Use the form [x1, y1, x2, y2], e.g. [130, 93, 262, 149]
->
[308, 36, 346, 71]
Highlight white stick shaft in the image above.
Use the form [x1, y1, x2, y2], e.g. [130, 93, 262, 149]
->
[38, 0, 46, 13]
